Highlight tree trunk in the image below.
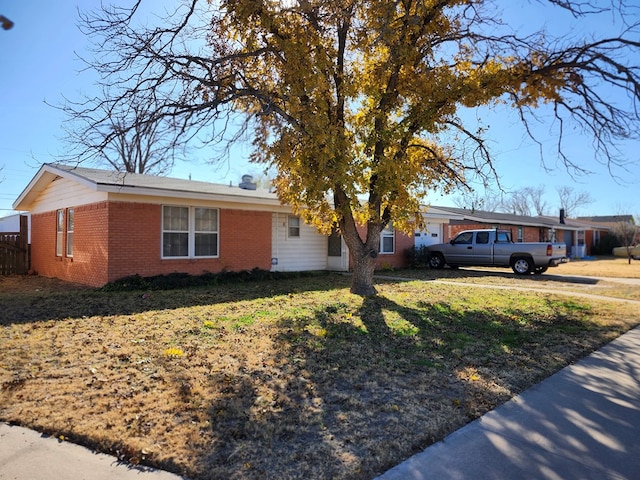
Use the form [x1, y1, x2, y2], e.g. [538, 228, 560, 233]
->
[350, 250, 378, 296]
[333, 187, 383, 296]
[339, 219, 381, 296]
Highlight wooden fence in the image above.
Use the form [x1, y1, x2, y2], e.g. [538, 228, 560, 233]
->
[0, 215, 29, 275]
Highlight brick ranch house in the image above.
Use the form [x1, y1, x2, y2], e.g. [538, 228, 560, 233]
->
[425, 206, 611, 258]
[13, 164, 414, 287]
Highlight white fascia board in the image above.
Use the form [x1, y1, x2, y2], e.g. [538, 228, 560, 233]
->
[13, 168, 57, 210]
[97, 184, 284, 209]
[420, 207, 465, 220]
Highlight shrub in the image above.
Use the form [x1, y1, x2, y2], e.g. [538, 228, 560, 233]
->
[591, 235, 620, 256]
[102, 269, 326, 292]
[404, 245, 431, 268]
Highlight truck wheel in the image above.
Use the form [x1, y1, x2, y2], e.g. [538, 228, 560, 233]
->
[429, 253, 445, 269]
[512, 257, 533, 275]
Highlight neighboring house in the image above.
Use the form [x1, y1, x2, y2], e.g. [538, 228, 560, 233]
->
[577, 215, 640, 246]
[13, 164, 412, 286]
[0, 213, 30, 242]
[422, 206, 610, 258]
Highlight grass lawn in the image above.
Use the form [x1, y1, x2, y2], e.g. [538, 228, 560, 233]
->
[1, 258, 639, 479]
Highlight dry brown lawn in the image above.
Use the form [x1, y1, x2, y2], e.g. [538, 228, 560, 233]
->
[1, 259, 639, 479]
[542, 255, 640, 278]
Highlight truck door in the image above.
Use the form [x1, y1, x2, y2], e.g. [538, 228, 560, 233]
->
[492, 231, 512, 265]
[446, 231, 474, 265]
[469, 231, 492, 265]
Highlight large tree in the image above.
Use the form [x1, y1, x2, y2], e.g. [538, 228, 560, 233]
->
[555, 185, 594, 218]
[610, 214, 639, 264]
[59, 91, 186, 175]
[74, 0, 640, 295]
[500, 186, 548, 216]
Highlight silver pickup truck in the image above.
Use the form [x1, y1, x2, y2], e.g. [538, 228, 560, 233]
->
[426, 229, 569, 274]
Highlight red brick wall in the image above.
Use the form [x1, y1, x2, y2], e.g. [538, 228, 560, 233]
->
[219, 209, 273, 272]
[30, 211, 57, 280]
[106, 202, 161, 282]
[105, 202, 273, 284]
[349, 224, 413, 270]
[31, 201, 273, 287]
[377, 230, 413, 269]
[73, 202, 110, 286]
[30, 205, 110, 286]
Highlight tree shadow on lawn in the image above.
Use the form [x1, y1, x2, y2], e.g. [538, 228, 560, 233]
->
[0, 274, 623, 480]
[187, 293, 603, 480]
[0, 273, 359, 326]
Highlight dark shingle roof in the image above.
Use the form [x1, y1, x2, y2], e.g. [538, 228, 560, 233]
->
[429, 206, 611, 231]
[577, 215, 635, 225]
[428, 205, 563, 228]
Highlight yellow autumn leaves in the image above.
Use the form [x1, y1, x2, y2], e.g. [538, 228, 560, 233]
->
[203, 0, 574, 237]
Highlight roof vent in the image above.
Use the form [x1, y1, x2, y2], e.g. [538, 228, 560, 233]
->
[239, 174, 257, 190]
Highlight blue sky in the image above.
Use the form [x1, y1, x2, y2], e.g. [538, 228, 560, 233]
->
[1, 1, 638, 218]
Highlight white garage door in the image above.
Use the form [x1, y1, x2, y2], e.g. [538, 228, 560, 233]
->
[414, 223, 443, 248]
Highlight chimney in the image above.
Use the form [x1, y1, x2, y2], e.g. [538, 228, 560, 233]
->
[559, 208, 565, 224]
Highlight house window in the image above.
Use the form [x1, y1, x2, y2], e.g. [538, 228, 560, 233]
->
[66, 209, 74, 257]
[56, 209, 64, 257]
[162, 206, 218, 258]
[517, 227, 524, 243]
[380, 224, 394, 254]
[288, 215, 300, 238]
[163, 206, 189, 257]
[194, 208, 218, 256]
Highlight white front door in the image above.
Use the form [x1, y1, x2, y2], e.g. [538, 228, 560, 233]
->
[327, 230, 349, 271]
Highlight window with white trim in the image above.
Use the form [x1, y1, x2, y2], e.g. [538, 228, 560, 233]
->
[66, 208, 74, 257]
[195, 208, 218, 256]
[288, 215, 300, 238]
[162, 206, 218, 258]
[56, 209, 64, 257]
[517, 227, 524, 243]
[380, 224, 394, 254]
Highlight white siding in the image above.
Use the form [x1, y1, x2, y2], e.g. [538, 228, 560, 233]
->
[271, 213, 328, 271]
[29, 177, 107, 214]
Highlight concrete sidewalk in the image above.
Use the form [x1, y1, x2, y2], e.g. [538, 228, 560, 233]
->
[376, 325, 640, 480]
[0, 423, 185, 480]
